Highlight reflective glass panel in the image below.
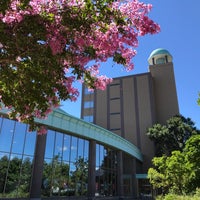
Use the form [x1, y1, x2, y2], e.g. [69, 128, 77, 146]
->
[18, 156, 33, 197]
[63, 134, 71, 162]
[0, 153, 9, 195]
[70, 137, 78, 161]
[54, 132, 63, 159]
[0, 118, 15, 152]
[42, 158, 52, 197]
[77, 138, 84, 158]
[95, 144, 117, 197]
[45, 130, 55, 159]
[83, 140, 89, 160]
[84, 101, 94, 108]
[12, 122, 26, 154]
[83, 115, 94, 123]
[84, 88, 94, 95]
[5, 154, 22, 196]
[24, 131, 36, 156]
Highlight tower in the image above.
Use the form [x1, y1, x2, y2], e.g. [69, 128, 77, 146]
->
[148, 48, 179, 124]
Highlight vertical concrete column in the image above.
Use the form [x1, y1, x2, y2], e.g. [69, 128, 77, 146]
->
[117, 150, 124, 199]
[88, 140, 96, 199]
[30, 134, 47, 200]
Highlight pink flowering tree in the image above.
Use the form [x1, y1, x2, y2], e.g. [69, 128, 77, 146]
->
[0, 0, 160, 132]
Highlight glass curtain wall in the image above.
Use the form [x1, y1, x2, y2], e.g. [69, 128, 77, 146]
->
[41, 130, 89, 197]
[95, 144, 117, 197]
[0, 116, 36, 198]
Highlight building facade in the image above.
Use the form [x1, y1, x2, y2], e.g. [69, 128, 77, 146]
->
[0, 108, 142, 200]
[0, 48, 179, 200]
[81, 48, 179, 196]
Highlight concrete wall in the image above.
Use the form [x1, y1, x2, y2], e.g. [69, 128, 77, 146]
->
[149, 62, 179, 124]
[81, 61, 179, 174]
[92, 73, 156, 172]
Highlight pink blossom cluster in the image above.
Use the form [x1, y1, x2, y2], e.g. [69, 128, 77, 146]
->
[0, 0, 160, 132]
[61, 76, 80, 101]
[37, 126, 47, 135]
[94, 76, 113, 90]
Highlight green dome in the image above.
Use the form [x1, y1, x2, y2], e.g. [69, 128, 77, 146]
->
[148, 48, 172, 60]
[148, 48, 173, 65]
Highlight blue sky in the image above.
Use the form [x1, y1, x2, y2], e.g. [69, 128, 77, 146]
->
[62, 0, 200, 129]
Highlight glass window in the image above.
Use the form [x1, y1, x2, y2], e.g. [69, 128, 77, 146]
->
[156, 57, 165, 64]
[18, 156, 33, 197]
[42, 131, 89, 197]
[0, 116, 2, 127]
[83, 115, 93, 123]
[12, 122, 27, 154]
[70, 137, 78, 161]
[63, 134, 71, 162]
[51, 155, 62, 195]
[42, 158, 53, 197]
[54, 132, 64, 159]
[84, 88, 94, 95]
[77, 138, 84, 158]
[95, 144, 117, 197]
[5, 154, 22, 196]
[24, 131, 36, 156]
[0, 153, 9, 195]
[45, 130, 56, 159]
[84, 101, 94, 108]
[0, 118, 15, 152]
[83, 140, 89, 160]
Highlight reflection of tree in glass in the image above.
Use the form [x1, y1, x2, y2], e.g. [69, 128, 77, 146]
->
[42, 155, 71, 196]
[18, 157, 32, 195]
[0, 156, 9, 194]
[42, 155, 88, 197]
[70, 157, 88, 196]
[0, 155, 32, 198]
[96, 149, 117, 196]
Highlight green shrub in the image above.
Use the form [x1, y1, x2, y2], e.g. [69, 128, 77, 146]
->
[156, 192, 200, 200]
[164, 194, 179, 200]
[194, 188, 200, 197]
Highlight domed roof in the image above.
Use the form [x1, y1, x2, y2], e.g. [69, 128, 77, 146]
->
[148, 48, 172, 60]
[148, 48, 173, 65]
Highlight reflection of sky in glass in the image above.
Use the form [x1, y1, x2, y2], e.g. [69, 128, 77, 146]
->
[0, 118, 14, 152]
[0, 116, 91, 184]
[10, 153, 22, 159]
[78, 139, 84, 158]
[12, 123, 26, 154]
[70, 162, 76, 173]
[45, 130, 55, 158]
[0, 152, 9, 159]
[54, 132, 63, 157]
[0, 117, 36, 157]
[24, 131, 36, 156]
[70, 137, 78, 161]
[96, 144, 104, 167]
[63, 134, 70, 161]
[44, 130, 89, 168]
[84, 141, 89, 160]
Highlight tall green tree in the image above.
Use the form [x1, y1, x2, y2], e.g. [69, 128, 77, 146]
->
[148, 135, 200, 195]
[184, 135, 200, 192]
[147, 115, 199, 156]
[148, 151, 194, 195]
